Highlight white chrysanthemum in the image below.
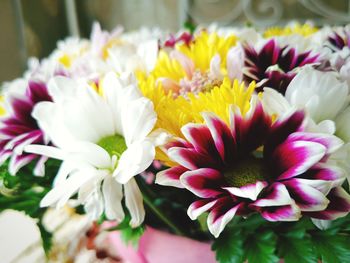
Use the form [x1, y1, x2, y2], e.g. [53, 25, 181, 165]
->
[262, 67, 350, 184]
[26, 72, 159, 227]
[263, 67, 349, 134]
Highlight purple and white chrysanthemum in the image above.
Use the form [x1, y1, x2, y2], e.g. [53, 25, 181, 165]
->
[243, 39, 320, 94]
[0, 80, 52, 176]
[156, 97, 350, 237]
[327, 27, 350, 52]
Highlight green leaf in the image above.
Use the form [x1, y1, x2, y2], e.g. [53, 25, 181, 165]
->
[105, 215, 145, 248]
[38, 222, 52, 256]
[120, 224, 145, 248]
[312, 231, 350, 263]
[212, 229, 244, 263]
[278, 229, 317, 263]
[244, 231, 279, 263]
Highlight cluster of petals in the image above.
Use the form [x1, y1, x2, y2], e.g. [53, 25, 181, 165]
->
[25, 72, 158, 227]
[0, 80, 52, 176]
[157, 96, 350, 237]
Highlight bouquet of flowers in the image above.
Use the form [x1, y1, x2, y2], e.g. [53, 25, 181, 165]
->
[1, 22, 350, 262]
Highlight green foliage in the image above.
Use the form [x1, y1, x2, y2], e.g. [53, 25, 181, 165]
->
[211, 214, 350, 263]
[244, 231, 279, 263]
[311, 231, 350, 263]
[0, 159, 61, 255]
[212, 229, 244, 263]
[278, 229, 317, 263]
[105, 214, 145, 248]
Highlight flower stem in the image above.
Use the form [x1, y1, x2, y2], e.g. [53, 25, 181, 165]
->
[142, 191, 185, 236]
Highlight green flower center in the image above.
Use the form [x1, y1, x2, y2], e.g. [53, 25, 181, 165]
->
[97, 134, 127, 158]
[223, 157, 267, 188]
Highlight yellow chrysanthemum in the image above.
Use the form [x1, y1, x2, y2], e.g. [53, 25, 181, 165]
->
[150, 31, 237, 95]
[139, 75, 257, 164]
[176, 31, 237, 72]
[140, 76, 256, 138]
[263, 23, 318, 38]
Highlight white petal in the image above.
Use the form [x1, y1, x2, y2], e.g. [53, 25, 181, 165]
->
[209, 54, 223, 80]
[262, 88, 291, 116]
[102, 176, 125, 222]
[40, 169, 95, 208]
[285, 67, 348, 122]
[67, 141, 111, 169]
[113, 140, 155, 184]
[224, 181, 267, 201]
[122, 97, 157, 145]
[227, 45, 244, 81]
[124, 178, 145, 227]
[312, 218, 332, 230]
[25, 145, 66, 160]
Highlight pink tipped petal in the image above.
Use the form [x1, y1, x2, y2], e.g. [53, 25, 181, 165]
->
[284, 179, 330, 212]
[155, 166, 188, 188]
[273, 140, 326, 180]
[287, 132, 344, 154]
[33, 156, 48, 177]
[260, 203, 301, 222]
[234, 99, 271, 153]
[181, 123, 221, 161]
[202, 112, 236, 164]
[187, 199, 218, 220]
[305, 187, 350, 220]
[253, 183, 294, 207]
[265, 110, 304, 157]
[207, 201, 243, 238]
[303, 164, 345, 186]
[292, 178, 335, 196]
[167, 147, 218, 170]
[224, 181, 267, 201]
[180, 168, 224, 198]
[9, 154, 36, 175]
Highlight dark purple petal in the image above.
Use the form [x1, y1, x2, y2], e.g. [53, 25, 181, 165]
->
[187, 199, 218, 220]
[26, 81, 52, 103]
[264, 110, 304, 158]
[234, 100, 271, 154]
[283, 179, 329, 212]
[181, 123, 222, 163]
[305, 187, 350, 220]
[259, 203, 301, 221]
[168, 147, 220, 170]
[272, 140, 326, 180]
[180, 168, 224, 198]
[202, 113, 236, 164]
[156, 165, 188, 188]
[207, 198, 244, 237]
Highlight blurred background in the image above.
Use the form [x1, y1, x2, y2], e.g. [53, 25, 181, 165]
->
[1, 0, 350, 84]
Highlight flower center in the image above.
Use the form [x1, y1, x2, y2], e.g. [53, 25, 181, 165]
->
[97, 134, 127, 158]
[223, 157, 267, 188]
[179, 70, 222, 96]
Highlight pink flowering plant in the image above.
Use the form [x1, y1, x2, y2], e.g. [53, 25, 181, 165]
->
[1, 22, 350, 262]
